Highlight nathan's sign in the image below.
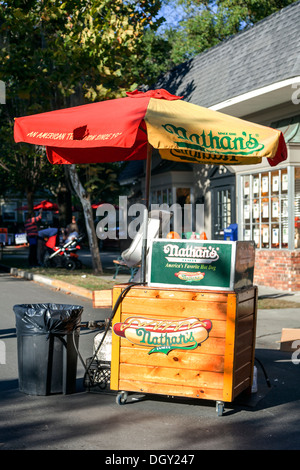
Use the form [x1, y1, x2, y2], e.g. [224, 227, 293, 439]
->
[162, 148, 263, 165]
[163, 243, 220, 264]
[162, 123, 265, 155]
[113, 316, 212, 355]
[148, 240, 255, 291]
[160, 123, 266, 165]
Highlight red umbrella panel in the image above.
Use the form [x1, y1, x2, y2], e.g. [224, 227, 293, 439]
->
[17, 200, 58, 211]
[34, 200, 59, 211]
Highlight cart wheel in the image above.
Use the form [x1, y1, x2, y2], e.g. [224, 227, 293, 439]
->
[64, 258, 76, 270]
[216, 401, 224, 416]
[116, 391, 128, 405]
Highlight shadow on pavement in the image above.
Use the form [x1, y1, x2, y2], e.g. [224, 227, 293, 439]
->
[0, 345, 299, 450]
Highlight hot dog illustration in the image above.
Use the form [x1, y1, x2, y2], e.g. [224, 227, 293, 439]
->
[113, 316, 212, 354]
[174, 271, 205, 282]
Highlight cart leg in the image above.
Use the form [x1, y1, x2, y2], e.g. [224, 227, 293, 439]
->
[116, 391, 128, 405]
[216, 400, 225, 416]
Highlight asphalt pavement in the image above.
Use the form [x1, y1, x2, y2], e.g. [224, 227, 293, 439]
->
[0, 247, 300, 451]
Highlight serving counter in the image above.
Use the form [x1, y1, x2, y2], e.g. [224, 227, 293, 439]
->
[110, 240, 257, 415]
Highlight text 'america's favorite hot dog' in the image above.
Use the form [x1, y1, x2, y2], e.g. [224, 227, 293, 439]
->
[113, 317, 212, 355]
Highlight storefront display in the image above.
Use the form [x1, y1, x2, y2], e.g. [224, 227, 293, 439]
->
[239, 168, 290, 249]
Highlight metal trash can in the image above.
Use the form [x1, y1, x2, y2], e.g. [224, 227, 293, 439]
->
[13, 303, 83, 396]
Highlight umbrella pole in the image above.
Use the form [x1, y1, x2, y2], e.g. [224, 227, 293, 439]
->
[141, 143, 152, 283]
[145, 143, 152, 210]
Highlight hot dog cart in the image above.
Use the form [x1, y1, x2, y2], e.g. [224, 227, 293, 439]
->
[110, 240, 257, 416]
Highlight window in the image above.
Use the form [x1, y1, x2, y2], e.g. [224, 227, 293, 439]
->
[150, 187, 193, 233]
[216, 189, 232, 237]
[210, 167, 235, 240]
[1, 204, 17, 222]
[239, 168, 290, 249]
[150, 187, 190, 208]
[295, 168, 300, 248]
[151, 188, 173, 206]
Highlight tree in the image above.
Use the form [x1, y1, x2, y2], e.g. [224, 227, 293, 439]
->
[129, 28, 174, 88]
[0, 118, 51, 216]
[61, 0, 164, 101]
[161, 0, 298, 64]
[66, 162, 123, 274]
[0, 0, 164, 274]
[59, 0, 164, 273]
[79, 163, 122, 205]
[0, 0, 82, 217]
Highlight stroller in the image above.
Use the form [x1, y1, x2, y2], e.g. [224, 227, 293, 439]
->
[42, 229, 83, 270]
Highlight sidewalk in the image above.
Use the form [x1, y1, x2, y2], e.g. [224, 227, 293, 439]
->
[257, 284, 300, 303]
[1, 248, 300, 450]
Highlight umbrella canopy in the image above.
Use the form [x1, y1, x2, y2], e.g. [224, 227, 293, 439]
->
[17, 200, 58, 211]
[14, 88, 288, 282]
[14, 89, 287, 167]
[34, 200, 58, 211]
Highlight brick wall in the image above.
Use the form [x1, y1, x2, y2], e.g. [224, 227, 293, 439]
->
[254, 249, 300, 291]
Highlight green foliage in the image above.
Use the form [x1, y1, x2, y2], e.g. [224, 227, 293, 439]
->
[162, 0, 298, 64]
[1, 0, 296, 208]
[60, 0, 164, 100]
[0, 119, 52, 214]
[131, 28, 174, 86]
[78, 163, 123, 205]
[0, 0, 163, 207]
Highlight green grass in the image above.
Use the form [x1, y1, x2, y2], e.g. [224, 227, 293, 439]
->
[257, 297, 300, 309]
[2, 250, 300, 304]
[39, 269, 116, 290]
[0, 253, 116, 290]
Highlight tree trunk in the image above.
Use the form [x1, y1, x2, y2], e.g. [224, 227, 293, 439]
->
[67, 165, 103, 274]
[26, 189, 35, 217]
[57, 182, 73, 228]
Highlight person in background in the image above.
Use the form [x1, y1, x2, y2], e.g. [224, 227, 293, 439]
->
[37, 227, 58, 266]
[24, 209, 42, 266]
[64, 215, 79, 242]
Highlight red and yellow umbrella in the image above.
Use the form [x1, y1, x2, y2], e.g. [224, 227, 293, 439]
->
[14, 88, 287, 281]
[14, 88, 287, 169]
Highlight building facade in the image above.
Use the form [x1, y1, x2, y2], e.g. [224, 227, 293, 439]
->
[153, 1, 300, 291]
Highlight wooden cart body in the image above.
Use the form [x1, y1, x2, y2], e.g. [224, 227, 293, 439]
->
[110, 285, 257, 405]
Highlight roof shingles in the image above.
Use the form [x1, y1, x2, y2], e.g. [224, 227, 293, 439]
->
[157, 1, 300, 107]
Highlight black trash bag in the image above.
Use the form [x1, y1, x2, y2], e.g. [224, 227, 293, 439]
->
[13, 303, 83, 337]
[13, 303, 84, 395]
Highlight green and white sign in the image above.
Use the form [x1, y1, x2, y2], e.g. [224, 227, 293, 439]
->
[148, 240, 255, 291]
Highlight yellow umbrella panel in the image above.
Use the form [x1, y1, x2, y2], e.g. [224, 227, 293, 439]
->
[144, 98, 286, 166]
